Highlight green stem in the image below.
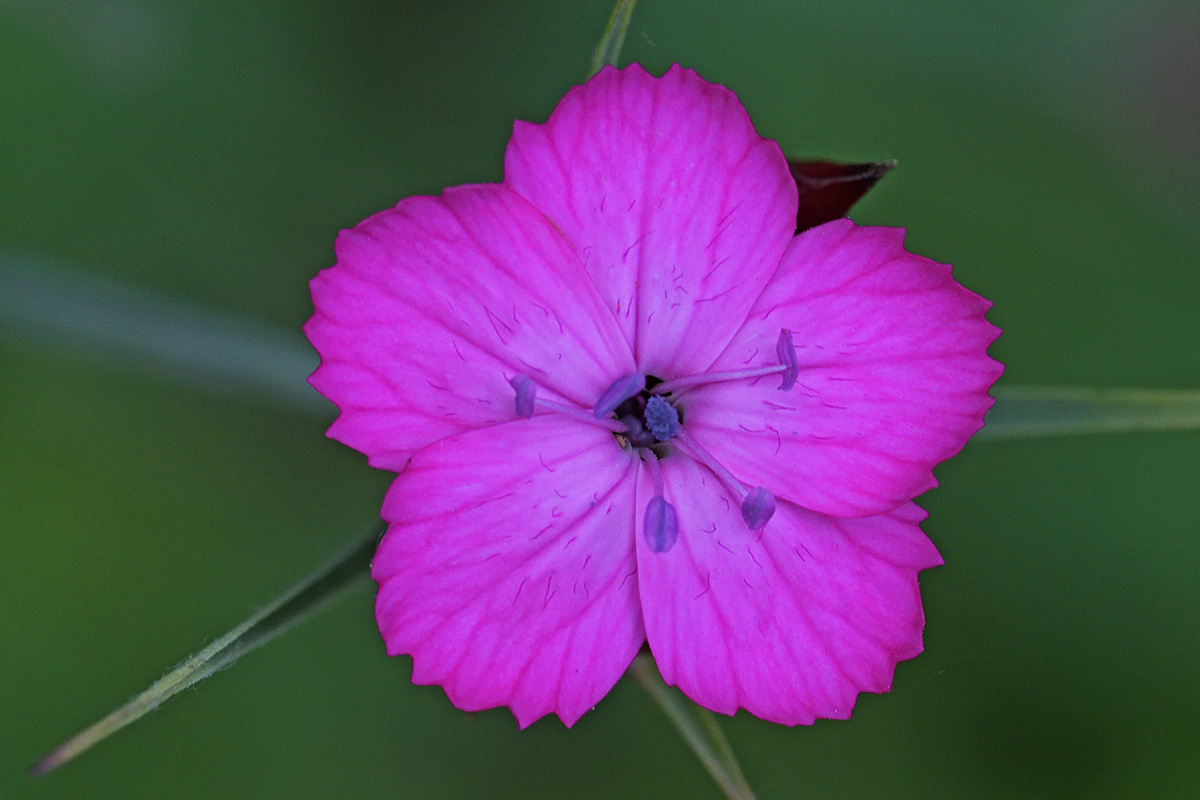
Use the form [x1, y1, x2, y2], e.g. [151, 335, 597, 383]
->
[978, 385, 1200, 441]
[588, 0, 637, 78]
[630, 653, 757, 800]
[30, 525, 382, 777]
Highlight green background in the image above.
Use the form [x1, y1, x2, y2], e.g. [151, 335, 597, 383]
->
[3, 1, 1198, 797]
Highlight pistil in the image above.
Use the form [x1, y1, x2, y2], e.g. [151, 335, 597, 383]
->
[643, 396, 680, 441]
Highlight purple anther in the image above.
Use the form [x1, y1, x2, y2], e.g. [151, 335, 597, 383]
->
[509, 374, 536, 419]
[643, 496, 680, 554]
[594, 373, 646, 418]
[741, 486, 776, 531]
[644, 396, 680, 441]
[776, 329, 798, 391]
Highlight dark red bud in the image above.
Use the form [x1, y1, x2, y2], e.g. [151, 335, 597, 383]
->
[787, 159, 896, 233]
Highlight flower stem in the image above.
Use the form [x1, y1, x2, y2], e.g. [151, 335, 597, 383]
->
[588, 0, 637, 78]
[29, 524, 383, 777]
[629, 652, 757, 800]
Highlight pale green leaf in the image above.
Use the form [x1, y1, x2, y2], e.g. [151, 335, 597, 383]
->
[0, 250, 326, 415]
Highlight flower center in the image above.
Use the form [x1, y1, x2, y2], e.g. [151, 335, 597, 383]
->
[607, 377, 681, 450]
[508, 328, 797, 552]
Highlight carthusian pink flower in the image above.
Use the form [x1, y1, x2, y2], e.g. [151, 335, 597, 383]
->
[305, 65, 1002, 727]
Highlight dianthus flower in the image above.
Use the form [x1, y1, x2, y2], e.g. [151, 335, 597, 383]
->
[305, 64, 1002, 727]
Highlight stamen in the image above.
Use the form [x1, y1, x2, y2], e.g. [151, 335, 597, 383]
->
[650, 329, 798, 396]
[594, 373, 646, 417]
[508, 373, 628, 432]
[644, 497, 679, 554]
[641, 453, 679, 553]
[674, 428, 776, 532]
[643, 449, 666, 495]
[776, 329, 798, 391]
[741, 486, 777, 531]
[651, 365, 786, 396]
[509, 374, 536, 418]
[644, 396, 680, 441]
[673, 428, 745, 499]
[542, 398, 629, 432]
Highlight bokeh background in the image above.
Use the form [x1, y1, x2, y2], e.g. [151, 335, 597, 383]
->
[3, 1, 1199, 797]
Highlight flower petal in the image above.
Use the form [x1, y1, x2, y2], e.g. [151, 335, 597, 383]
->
[372, 415, 644, 728]
[636, 454, 941, 725]
[305, 183, 635, 470]
[504, 64, 797, 377]
[685, 220, 1003, 517]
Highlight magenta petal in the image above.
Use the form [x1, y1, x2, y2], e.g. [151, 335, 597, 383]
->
[372, 416, 644, 728]
[685, 220, 1003, 517]
[305, 183, 635, 470]
[636, 455, 942, 725]
[504, 64, 798, 377]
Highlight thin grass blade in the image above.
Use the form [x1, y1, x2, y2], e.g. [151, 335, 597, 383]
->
[30, 525, 382, 777]
[588, 0, 637, 77]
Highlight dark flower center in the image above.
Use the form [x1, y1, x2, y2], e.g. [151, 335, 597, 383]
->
[612, 376, 681, 450]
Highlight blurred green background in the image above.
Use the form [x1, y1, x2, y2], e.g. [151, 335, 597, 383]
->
[3, 1, 1198, 797]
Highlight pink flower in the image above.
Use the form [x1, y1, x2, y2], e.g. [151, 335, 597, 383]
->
[304, 64, 1002, 728]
